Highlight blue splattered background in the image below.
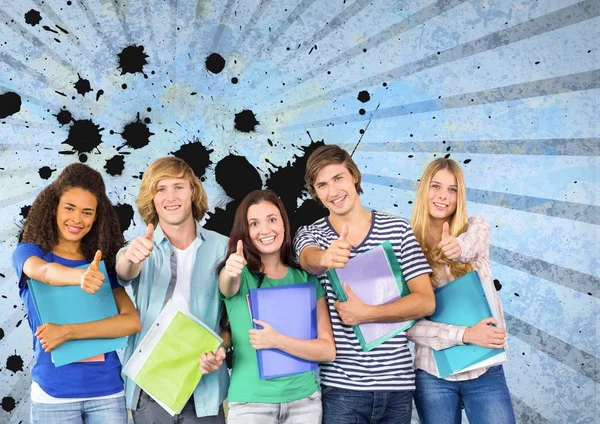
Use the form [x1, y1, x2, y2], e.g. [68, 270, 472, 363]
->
[0, 0, 598, 422]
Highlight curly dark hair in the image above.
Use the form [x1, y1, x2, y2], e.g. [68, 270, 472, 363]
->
[217, 190, 298, 283]
[21, 163, 124, 269]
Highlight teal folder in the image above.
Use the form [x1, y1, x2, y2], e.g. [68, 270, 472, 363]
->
[429, 271, 505, 378]
[28, 261, 127, 367]
[327, 241, 416, 352]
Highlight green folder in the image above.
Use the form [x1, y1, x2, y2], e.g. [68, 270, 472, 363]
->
[327, 241, 416, 351]
[122, 300, 222, 415]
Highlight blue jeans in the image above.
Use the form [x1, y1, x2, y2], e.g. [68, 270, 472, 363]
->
[31, 396, 127, 424]
[228, 390, 321, 424]
[414, 366, 516, 424]
[321, 385, 412, 424]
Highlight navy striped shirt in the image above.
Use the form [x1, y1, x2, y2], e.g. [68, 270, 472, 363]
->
[294, 211, 432, 391]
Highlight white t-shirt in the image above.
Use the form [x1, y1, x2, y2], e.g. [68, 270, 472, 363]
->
[31, 381, 124, 404]
[171, 238, 201, 312]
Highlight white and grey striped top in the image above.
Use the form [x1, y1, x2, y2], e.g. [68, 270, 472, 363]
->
[294, 211, 432, 391]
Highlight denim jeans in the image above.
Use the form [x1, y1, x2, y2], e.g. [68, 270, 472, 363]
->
[132, 390, 225, 424]
[414, 366, 516, 424]
[31, 396, 127, 424]
[227, 390, 321, 424]
[321, 385, 413, 424]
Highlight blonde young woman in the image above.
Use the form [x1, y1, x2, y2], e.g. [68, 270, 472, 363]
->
[407, 158, 515, 424]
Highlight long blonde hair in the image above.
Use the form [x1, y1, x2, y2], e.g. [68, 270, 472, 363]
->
[410, 158, 472, 281]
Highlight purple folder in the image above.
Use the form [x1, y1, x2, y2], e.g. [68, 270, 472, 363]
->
[248, 283, 318, 379]
[327, 241, 415, 351]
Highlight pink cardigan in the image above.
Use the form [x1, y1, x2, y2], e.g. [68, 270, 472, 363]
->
[407, 216, 507, 381]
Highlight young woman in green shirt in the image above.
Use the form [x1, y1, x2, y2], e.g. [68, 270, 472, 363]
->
[213, 189, 335, 423]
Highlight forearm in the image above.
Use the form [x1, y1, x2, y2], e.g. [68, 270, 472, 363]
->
[299, 246, 327, 276]
[115, 252, 143, 282]
[275, 334, 336, 362]
[24, 258, 83, 286]
[361, 292, 436, 323]
[407, 319, 466, 350]
[65, 311, 141, 340]
[218, 271, 241, 297]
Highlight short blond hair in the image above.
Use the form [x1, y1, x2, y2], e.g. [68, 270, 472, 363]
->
[136, 157, 208, 225]
[305, 145, 363, 205]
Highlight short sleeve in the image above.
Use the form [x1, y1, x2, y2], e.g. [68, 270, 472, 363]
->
[106, 268, 120, 290]
[293, 225, 321, 261]
[12, 243, 45, 287]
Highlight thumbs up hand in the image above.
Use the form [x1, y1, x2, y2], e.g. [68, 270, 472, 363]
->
[321, 224, 352, 270]
[224, 240, 247, 279]
[80, 250, 105, 294]
[438, 222, 461, 260]
[124, 223, 155, 265]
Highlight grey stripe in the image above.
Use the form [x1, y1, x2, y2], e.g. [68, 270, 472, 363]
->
[280, 0, 600, 112]
[211, 0, 236, 51]
[231, 0, 274, 53]
[76, 0, 120, 56]
[106, 0, 134, 45]
[3, 357, 33, 424]
[0, 52, 48, 84]
[505, 313, 599, 383]
[0, 9, 76, 74]
[0, 191, 40, 210]
[261, 0, 319, 52]
[490, 246, 599, 298]
[361, 174, 600, 225]
[298, 0, 468, 83]
[338, 138, 600, 156]
[511, 395, 553, 424]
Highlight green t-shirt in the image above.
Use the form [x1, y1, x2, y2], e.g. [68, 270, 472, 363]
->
[223, 266, 325, 403]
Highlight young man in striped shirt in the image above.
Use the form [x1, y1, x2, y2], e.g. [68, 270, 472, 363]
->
[294, 144, 435, 424]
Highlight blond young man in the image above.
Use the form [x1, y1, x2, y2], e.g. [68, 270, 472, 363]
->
[294, 145, 435, 424]
[116, 157, 228, 423]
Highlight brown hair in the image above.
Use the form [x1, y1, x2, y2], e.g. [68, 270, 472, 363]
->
[21, 163, 124, 269]
[218, 190, 298, 279]
[136, 157, 208, 225]
[304, 144, 363, 205]
[410, 158, 472, 282]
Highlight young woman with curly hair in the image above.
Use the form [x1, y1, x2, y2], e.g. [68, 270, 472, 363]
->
[12, 163, 141, 424]
[407, 158, 515, 424]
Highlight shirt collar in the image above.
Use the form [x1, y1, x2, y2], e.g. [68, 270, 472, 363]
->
[153, 220, 206, 245]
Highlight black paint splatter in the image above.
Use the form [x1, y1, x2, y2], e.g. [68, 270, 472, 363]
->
[104, 155, 125, 176]
[61, 119, 103, 155]
[231, 77, 239, 84]
[25, 9, 42, 26]
[119, 113, 154, 149]
[0, 92, 22, 119]
[38, 166, 56, 180]
[117, 45, 149, 76]
[359, 108, 366, 115]
[171, 140, 214, 181]
[74, 74, 92, 96]
[55, 109, 72, 125]
[266, 140, 327, 234]
[204, 155, 263, 235]
[96, 89, 104, 101]
[205, 53, 226, 74]
[1, 396, 16, 413]
[357, 90, 370, 103]
[234, 110, 259, 132]
[0, 328, 4, 341]
[113, 203, 134, 234]
[20, 205, 31, 219]
[6, 354, 24, 373]
[494, 279, 502, 291]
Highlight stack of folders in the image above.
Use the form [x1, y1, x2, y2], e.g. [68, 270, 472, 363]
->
[327, 241, 416, 351]
[28, 261, 127, 366]
[248, 283, 317, 379]
[429, 271, 508, 378]
[122, 299, 223, 415]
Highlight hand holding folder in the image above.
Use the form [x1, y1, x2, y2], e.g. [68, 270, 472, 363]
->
[27, 259, 127, 366]
[248, 283, 318, 379]
[326, 241, 416, 351]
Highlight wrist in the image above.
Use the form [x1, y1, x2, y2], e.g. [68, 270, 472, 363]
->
[463, 327, 470, 344]
[63, 324, 75, 341]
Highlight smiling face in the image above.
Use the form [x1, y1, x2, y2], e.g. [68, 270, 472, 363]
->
[55, 188, 97, 246]
[247, 201, 285, 257]
[313, 163, 359, 217]
[427, 168, 458, 223]
[152, 178, 194, 227]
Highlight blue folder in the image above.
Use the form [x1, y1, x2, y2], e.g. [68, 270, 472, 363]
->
[28, 261, 127, 367]
[429, 271, 505, 378]
[248, 283, 317, 379]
